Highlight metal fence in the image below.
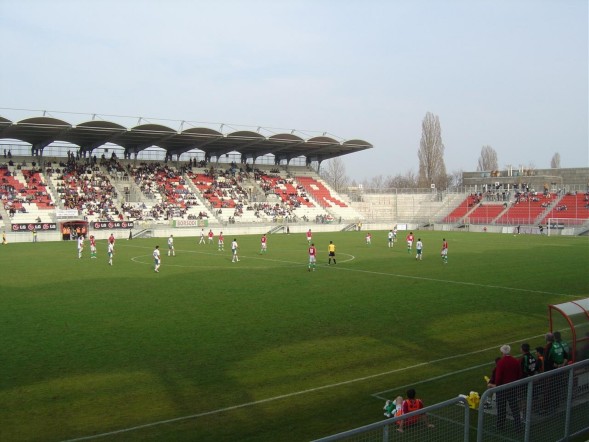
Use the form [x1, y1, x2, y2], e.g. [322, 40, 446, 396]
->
[313, 359, 589, 442]
[477, 359, 589, 442]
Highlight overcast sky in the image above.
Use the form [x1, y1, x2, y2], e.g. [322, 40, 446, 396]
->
[1, 0, 587, 182]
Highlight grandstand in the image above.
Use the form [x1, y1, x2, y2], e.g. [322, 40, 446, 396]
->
[1, 111, 588, 239]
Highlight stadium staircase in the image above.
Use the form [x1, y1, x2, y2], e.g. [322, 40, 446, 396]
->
[130, 228, 152, 239]
[429, 193, 470, 223]
[107, 168, 143, 203]
[267, 225, 285, 234]
[182, 173, 220, 223]
[340, 223, 358, 231]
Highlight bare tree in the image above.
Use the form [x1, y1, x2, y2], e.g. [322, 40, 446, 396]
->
[368, 174, 385, 191]
[448, 169, 464, 189]
[320, 157, 349, 193]
[385, 170, 418, 189]
[477, 145, 498, 171]
[418, 112, 447, 189]
[550, 152, 561, 168]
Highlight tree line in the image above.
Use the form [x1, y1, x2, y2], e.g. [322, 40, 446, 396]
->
[320, 112, 562, 192]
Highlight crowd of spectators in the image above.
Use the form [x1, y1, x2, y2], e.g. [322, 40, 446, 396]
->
[254, 169, 311, 208]
[131, 162, 201, 211]
[1, 165, 53, 215]
[53, 158, 119, 221]
[189, 164, 251, 218]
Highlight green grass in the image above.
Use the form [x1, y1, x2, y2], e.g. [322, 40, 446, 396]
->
[0, 230, 587, 441]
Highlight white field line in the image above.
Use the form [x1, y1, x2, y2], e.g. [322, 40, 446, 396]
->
[61, 333, 548, 442]
[371, 361, 493, 400]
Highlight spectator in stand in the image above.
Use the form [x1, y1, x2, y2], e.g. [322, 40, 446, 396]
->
[494, 344, 522, 432]
[396, 388, 434, 433]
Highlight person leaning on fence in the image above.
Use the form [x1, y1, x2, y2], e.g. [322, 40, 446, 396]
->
[396, 388, 434, 433]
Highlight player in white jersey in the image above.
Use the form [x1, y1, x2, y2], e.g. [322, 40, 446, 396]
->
[153, 245, 161, 272]
[231, 238, 239, 262]
[198, 229, 206, 244]
[77, 235, 84, 259]
[167, 235, 175, 256]
[415, 238, 423, 261]
[388, 230, 394, 248]
[107, 242, 114, 265]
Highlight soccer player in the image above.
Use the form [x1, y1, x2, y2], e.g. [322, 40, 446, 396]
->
[208, 229, 214, 244]
[406, 231, 414, 254]
[393, 226, 397, 242]
[365, 232, 372, 245]
[2, 231, 6, 245]
[89, 235, 97, 258]
[218, 231, 224, 251]
[108, 233, 116, 250]
[306, 229, 312, 245]
[198, 229, 206, 244]
[388, 230, 394, 248]
[153, 245, 161, 272]
[308, 243, 317, 271]
[231, 238, 239, 262]
[441, 238, 448, 264]
[107, 241, 114, 265]
[328, 240, 336, 265]
[168, 234, 175, 256]
[260, 234, 267, 254]
[77, 235, 84, 258]
[415, 238, 423, 261]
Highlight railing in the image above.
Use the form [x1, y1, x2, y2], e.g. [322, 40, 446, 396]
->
[314, 359, 589, 442]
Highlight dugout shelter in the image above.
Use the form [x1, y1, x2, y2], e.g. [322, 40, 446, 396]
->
[61, 220, 88, 241]
[549, 298, 589, 362]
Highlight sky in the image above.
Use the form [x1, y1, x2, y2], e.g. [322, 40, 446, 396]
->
[0, 0, 587, 182]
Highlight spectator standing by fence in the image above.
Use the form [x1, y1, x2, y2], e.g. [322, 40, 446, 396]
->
[494, 344, 522, 432]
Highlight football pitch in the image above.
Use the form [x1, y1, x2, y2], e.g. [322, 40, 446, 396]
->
[1, 230, 587, 442]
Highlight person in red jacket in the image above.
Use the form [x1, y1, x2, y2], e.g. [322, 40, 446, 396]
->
[495, 344, 523, 431]
[397, 388, 434, 433]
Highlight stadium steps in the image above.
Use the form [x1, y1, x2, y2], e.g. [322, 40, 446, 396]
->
[131, 228, 152, 239]
[267, 225, 285, 234]
[341, 223, 358, 232]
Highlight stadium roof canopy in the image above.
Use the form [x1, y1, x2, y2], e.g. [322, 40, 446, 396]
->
[0, 113, 372, 164]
